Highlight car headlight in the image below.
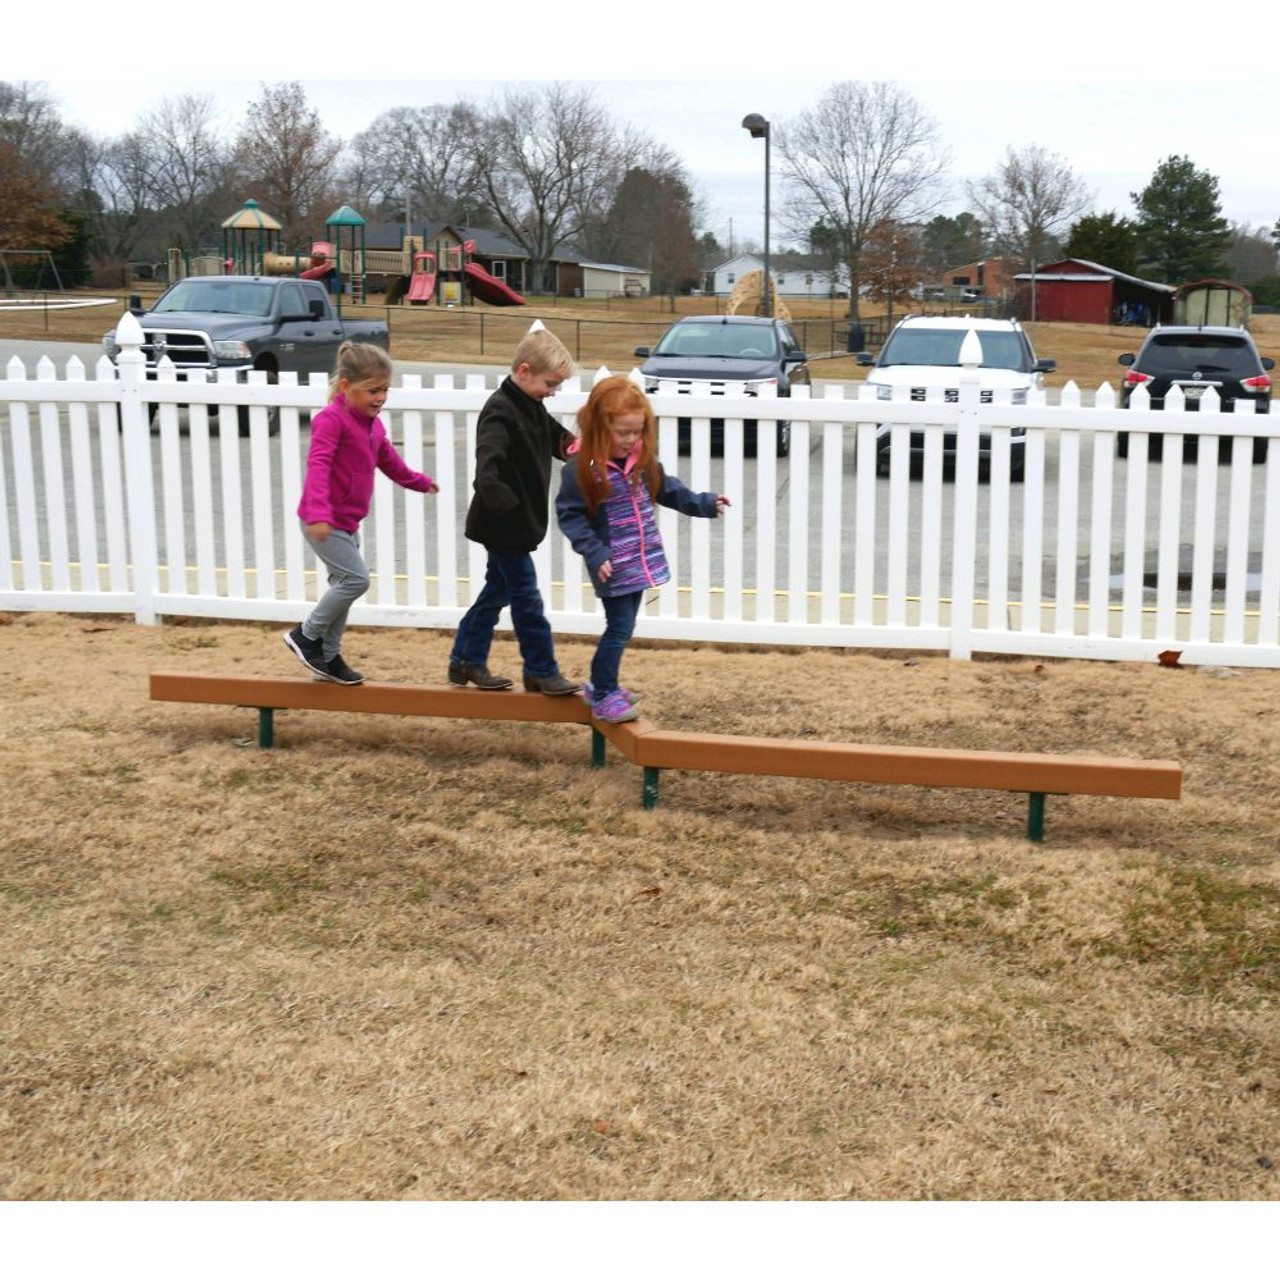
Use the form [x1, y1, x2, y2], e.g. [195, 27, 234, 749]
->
[875, 385, 893, 401]
[1011, 388, 1028, 406]
[102, 331, 118, 357]
[743, 377, 778, 397]
[643, 378, 659, 393]
[214, 340, 252, 361]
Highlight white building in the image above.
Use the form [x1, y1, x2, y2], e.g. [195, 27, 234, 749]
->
[710, 254, 848, 298]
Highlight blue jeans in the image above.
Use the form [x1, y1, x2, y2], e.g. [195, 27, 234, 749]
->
[451, 549, 558, 677]
[590, 590, 643, 697]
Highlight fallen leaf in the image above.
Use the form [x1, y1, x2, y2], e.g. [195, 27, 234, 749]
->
[1158, 649, 1183, 668]
[81, 623, 115, 633]
[635, 886, 662, 899]
[592, 1120, 610, 1134]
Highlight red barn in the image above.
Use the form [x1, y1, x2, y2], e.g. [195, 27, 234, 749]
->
[1013, 258, 1175, 326]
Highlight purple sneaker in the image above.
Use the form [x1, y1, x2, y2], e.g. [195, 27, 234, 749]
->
[583, 681, 639, 706]
[589, 688, 640, 723]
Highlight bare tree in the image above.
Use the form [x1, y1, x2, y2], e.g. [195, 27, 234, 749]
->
[135, 93, 233, 250]
[466, 84, 625, 290]
[63, 129, 158, 265]
[775, 81, 949, 319]
[233, 82, 343, 248]
[345, 102, 480, 227]
[967, 145, 1092, 267]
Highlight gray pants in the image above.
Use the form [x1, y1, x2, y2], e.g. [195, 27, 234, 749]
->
[301, 526, 370, 660]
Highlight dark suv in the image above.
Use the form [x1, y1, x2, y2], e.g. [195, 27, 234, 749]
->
[1118, 325, 1273, 460]
[634, 315, 809, 456]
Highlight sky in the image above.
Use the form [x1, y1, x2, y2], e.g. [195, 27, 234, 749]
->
[9, 2, 1278, 261]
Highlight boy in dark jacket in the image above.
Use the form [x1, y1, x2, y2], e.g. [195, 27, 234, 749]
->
[447, 325, 581, 695]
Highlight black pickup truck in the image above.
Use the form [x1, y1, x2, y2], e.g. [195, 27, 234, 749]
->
[102, 275, 389, 423]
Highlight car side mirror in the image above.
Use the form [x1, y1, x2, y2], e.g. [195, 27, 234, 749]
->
[1118, 353, 1135, 366]
[785, 351, 808, 364]
[1034, 358, 1055, 373]
[855, 352, 874, 366]
[634, 346, 651, 358]
[1263, 357, 1275, 371]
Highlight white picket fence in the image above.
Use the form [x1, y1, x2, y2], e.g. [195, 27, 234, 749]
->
[4, 311, 1280, 667]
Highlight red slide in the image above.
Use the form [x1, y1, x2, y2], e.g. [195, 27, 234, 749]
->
[407, 272, 435, 303]
[464, 262, 525, 306]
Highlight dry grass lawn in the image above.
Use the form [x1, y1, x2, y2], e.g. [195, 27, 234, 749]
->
[2, 611, 1278, 1201]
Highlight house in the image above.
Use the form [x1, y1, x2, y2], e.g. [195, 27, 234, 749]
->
[560, 260, 651, 299]
[710, 254, 848, 298]
[1012, 258, 1175, 326]
[934, 258, 1018, 299]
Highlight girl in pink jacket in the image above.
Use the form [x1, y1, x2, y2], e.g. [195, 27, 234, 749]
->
[283, 342, 438, 685]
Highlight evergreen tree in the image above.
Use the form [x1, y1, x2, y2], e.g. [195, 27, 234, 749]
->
[920, 212, 985, 274]
[1064, 211, 1139, 274]
[1131, 155, 1231, 283]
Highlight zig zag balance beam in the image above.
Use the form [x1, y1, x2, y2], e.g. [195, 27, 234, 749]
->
[149, 674, 1182, 842]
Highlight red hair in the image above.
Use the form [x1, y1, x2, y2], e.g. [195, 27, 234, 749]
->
[574, 376, 660, 515]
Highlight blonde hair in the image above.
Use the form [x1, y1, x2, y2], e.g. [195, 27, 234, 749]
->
[329, 341, 393, 396]
[510, 328, 575, 379]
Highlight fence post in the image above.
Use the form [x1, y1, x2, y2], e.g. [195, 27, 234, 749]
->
[949, 331, 982, 658]
[114, 311, 160, 624]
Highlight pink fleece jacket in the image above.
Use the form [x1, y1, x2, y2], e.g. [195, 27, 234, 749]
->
[297, 395, 435, 531]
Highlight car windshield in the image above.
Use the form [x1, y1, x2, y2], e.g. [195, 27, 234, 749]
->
[654, 324, 779, 359]
[153, 280, 275, 317]
[880, 328, 1029, 371]
[1140, 334, 1257, 375]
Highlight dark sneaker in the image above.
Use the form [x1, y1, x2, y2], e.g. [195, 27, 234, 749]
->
[522, 671, 581, 696]
[589, 688, 640, 723]
[324, 654, 365, 685]
[448, 661, 513, 690]
[283, 626, 327, 677]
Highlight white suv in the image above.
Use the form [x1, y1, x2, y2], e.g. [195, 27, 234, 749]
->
[856, 315, 1054, 480]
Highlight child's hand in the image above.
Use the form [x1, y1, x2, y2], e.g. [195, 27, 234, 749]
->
[305, 521, 332, 542]
[426, 480, 439, 494]
[716, 495, 732, 511]
[597, 559, 614, 583]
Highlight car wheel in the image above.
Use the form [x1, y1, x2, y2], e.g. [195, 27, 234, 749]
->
[238, 369, 280, 436]
[776, 422, 791, 458]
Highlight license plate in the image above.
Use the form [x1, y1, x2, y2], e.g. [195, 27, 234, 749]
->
[1181, 385, 1206, 399]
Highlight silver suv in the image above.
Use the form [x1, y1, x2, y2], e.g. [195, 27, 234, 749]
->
[856, 315, 1054, 480]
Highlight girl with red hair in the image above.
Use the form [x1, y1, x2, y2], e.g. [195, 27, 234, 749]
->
[555, 375, 729, 723]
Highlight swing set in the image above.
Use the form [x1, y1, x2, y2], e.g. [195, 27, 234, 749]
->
[0, 249, 65, 295]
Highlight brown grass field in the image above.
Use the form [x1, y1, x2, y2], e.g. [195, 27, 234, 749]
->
[3, 299, 1279, 1205]
[2, 611, 1277, 1201]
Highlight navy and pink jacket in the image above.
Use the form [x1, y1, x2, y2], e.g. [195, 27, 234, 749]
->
[298, 394, 435, 532]
[555, 447, 720, 598]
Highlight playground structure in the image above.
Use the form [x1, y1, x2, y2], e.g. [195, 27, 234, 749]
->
[150, 672, 1182, 842]
[727, 268, 791, 321]
[262, 242, 336, 283]
[215, 200, 524, 309]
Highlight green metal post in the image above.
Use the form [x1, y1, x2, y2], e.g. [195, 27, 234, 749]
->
[1027, 792, 1046, 842]
[591, 728, 605, 768]
[258, 707, 274, 749]
[643, 767, 660, 810]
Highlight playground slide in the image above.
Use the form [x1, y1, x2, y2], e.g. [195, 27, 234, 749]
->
[464, 262, 526, 306]
[407, 271, 436, 303]
[300, 262, 335, 281]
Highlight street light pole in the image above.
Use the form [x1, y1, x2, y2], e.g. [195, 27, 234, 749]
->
[742, 113, 771, 317]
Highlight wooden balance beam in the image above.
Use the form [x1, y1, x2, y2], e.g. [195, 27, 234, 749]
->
[149, 673, 1182, 841]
